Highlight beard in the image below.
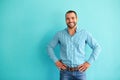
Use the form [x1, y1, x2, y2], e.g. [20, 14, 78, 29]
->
[67, 22, 77, 29]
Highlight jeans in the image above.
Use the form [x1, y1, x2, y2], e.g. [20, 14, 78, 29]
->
[60, 70, 86, 80]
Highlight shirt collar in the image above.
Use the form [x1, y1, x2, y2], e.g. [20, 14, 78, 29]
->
[65, 27, 81, 33]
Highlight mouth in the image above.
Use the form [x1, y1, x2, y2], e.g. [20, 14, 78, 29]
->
[67, 22, 76, 28]
[67, 22, 77, 28]
[68, 22, 74, 25]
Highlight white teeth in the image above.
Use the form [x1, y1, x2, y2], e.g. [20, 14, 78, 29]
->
[69, 23, 73, 24]
[69, 23, 73, 25]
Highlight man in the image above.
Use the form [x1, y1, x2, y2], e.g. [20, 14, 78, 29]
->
[47, 10, 101, 80]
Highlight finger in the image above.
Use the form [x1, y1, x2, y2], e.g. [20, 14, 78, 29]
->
[79, 66, 86, 72]
[61, 67, 66, 70]
[78, 64, 83, 68]
[81, 67, 86, 72]
[63, 64, 67, 67]
[81, 66, 87, 72]
[79, 65, 84, 70]
[57, 64, 63, 69]
[57, 65, 61, 69]
[61, 65, 67, 70]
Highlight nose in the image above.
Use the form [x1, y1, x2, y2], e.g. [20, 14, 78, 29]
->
[69, 19, 72, 23]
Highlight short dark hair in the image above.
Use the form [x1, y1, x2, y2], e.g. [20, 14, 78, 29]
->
[65, 10, 77, 18]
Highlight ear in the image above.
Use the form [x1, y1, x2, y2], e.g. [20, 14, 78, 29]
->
[76, 17, 78, 21]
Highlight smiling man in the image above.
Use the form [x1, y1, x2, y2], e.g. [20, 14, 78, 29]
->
[47, 10, 101, 80]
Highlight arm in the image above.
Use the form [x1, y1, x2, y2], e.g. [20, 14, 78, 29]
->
[79, 31, 101, 72]
[47, 32, 67, 69]
[86, 31, 101, 64]
[47, 32, 59, 63]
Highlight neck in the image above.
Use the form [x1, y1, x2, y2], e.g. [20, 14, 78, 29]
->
[68, 26, 77, 36]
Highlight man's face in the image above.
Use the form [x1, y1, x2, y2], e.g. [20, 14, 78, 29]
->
[66, 12, 77, 29]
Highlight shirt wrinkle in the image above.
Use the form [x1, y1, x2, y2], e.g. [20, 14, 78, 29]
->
[47, 27, 101, 67]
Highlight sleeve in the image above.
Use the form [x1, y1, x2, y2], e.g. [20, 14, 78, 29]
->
[47, 32, 60, 63]
[85, 31, 101, 64]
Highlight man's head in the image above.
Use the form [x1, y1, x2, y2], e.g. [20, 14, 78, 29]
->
[65, 10, 78, 29]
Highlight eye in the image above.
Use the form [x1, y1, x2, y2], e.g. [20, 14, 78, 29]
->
[66, 18, 69, 20]
[66, 18, 70, 21]
[72, 17, 75, 20]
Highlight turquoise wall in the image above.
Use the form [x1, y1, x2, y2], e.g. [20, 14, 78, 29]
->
[0, 0, 120, 80]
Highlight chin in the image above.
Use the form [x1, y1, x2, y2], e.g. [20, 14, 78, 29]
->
[68, 26, 76, 29]
[67, 24, 76, 29]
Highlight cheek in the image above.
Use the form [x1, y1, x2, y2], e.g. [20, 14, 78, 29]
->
[75, 19, 77, 22]
[66, 20, 69, 23]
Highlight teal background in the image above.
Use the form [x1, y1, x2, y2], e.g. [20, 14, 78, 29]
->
[0, 0, 120, 80]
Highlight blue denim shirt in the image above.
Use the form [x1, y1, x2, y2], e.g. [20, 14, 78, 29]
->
[47, 28, 101, 67]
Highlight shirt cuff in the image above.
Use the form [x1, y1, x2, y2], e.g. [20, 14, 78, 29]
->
[87, 58, 94, 64]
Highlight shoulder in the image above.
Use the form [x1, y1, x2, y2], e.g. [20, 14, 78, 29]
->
[56, 28, 66, 34]
[77, 28, 93, 38]
[80, 29, 91, 35]
[54, 28, 66, 36]
[77, 28, 88, 34]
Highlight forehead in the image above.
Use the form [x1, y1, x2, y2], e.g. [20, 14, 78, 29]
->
[66, 13, 76, 18]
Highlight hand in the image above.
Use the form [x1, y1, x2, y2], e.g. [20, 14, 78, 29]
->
[55, 61, 67, 70]
[78, 62, 90, 72]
